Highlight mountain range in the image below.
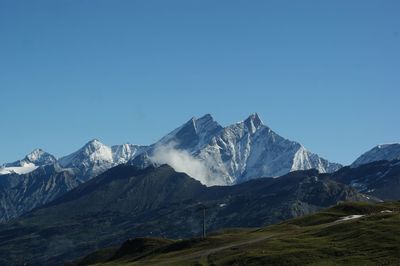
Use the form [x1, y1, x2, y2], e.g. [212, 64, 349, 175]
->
[0, 114, 399, 223]
[0, 114, 399, 265]
[1, 114, 343, 185]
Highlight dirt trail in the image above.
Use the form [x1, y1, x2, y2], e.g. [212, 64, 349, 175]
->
[153, 233, 277, 265]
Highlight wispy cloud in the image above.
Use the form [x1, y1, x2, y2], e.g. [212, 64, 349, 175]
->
[149, 142, 210, 185]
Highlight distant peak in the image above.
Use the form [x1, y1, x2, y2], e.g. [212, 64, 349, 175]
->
[198, 114, 213, 121]
[188, 114, 214, 124]
[85, 139, 104, 147]
[376, 143, 400, 149]
[183, 114, 220, 131]
[24, 148, 56, 165]
[78, 139, 110, 156]
[244, 113, 263, 131]
[352, 143, 400, 167]
[247, 112, 262, 122]
[27, 148, 44, 155]
[26, 148, 46, 158]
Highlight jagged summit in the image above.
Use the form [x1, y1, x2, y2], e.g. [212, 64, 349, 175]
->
[193, 113, 220, 133]
[156, 114, 223, 151]
[130, 113, 342, 185]
[243, 112, 264, 134]
[245, 112, 263, 125]
[25, 148, 57, 165]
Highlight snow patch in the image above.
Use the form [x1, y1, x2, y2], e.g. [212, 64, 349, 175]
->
[0, 163, 38, 175]
[337, 215, 365, 221]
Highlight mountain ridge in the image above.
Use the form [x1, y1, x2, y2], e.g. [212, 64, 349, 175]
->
[0, 114, 397, 223]
[0, 164, 371, 265]
[352, 143, 400, 167]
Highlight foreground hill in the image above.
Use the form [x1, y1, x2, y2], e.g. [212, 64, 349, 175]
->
[0, 165, 367, 265]
[69, 201, 400, 266]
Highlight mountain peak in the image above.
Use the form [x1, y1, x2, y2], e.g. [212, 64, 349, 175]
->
[59, 139, 114, 178]
[352, 143, 400, 167]
[85, 139, 104, 147]
[376, 143, 400, 149]
[1, 148, 56, 174]
[24, 149, 56, 165]
[244, 113, 263, 133]
[25, 148, 44, 160]
[187, 114, 215, 129]
[157, 114, 223, 151]
[197, 113, 213, 122]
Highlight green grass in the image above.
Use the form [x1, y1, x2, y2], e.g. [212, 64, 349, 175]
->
[72, 201, 400, 266]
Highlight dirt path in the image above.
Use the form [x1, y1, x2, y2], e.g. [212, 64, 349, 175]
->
[153, 233, 277, 265]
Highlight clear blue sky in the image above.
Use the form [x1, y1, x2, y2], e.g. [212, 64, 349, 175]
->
[1, 0, 399, 165]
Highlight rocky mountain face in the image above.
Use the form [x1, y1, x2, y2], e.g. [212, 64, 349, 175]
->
[0, 164, 370, 265]
[0, 163, 81, 222]
[131, 113, 342, 185]
[331, 159, 400, 201]
[352, 143, 400, 167]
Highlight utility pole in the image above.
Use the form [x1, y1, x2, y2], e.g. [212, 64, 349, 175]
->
[202, 207, 206, 238]
[198, 203, 207, 238]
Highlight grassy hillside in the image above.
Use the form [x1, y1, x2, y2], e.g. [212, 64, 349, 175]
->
[0, 166, 371, 265]
[69, 201, 400, 266]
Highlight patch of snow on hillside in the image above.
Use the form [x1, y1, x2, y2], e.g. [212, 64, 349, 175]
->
[338, 214, 365, 221]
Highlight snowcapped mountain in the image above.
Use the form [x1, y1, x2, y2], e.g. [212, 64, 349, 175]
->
[59, 139, 114, 179]
[4, 148, 57, 168]
[352, 143, 400, 167]
[0, 141, 145, 221]
[131, 113, 342, 185]
[1, 114, 342, 186]
[59, 139, 145, 181]
[198, 113, 341, 184]
[156, 114, 223, 152]
[0, 149, 57, 175]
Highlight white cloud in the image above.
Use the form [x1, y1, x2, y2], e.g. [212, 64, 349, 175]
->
[149, 142, 210, 185]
